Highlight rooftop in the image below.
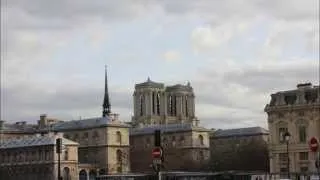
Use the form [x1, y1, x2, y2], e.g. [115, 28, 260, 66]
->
[51, 116, 130, 131]
[212, 126, 269, 138]
[130, 123, 210, 135]
[0, 133, 78, 149]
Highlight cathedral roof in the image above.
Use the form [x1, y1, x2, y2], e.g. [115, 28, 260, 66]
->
[130, 123, 210, 135]
[51, 117, 130, 131]
[166, 84, 193, 92]
[212, 126, 269, 138]
[0, 134, 78, 149]
[135, 77, 165, 89]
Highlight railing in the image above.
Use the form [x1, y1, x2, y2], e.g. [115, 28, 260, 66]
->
[96, 171, 320, 180]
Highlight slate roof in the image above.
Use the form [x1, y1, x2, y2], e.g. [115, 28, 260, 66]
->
[51, 117, 130, 131]
[0, 122, 37, 133]
[0, 134, 78, 149]
[213, 126, 269, 138]
[130, 123, 210, 135]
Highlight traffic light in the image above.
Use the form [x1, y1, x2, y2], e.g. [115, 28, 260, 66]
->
[154, 130, 161, 147]
[56, 138, 62, 154]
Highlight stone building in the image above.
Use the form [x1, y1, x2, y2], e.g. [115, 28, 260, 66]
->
[0, 67, 131, 177]
[0, 133, 79, 180]
[132, 78, 199, 127]
[209, 127, 269, 172]
[130, 124, 210, 172]
[0, 120, 37, 140]
[265, 83, 320, 175]
[130, 79, 211, 172]
[50, 114, 131, 175]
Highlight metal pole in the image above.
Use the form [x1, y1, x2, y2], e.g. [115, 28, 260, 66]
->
[58, 152, 61, 180]
[287, 140, 290, 179]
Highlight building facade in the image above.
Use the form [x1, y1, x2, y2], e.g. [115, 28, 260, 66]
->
[130, 124, 210, 172]
[132, 78, 199, 127]
[210, 127, 269, 172]
[130, 79, 211, 172]
[0, 133, 79, 180]
[265, 83, 320, 175]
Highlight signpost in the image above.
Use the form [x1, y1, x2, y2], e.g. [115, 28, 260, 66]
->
[309, 137, 320, 178]
[153, 130, 163, 180]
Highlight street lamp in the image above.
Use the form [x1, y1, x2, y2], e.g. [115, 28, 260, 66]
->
[283, 131, 291, 179]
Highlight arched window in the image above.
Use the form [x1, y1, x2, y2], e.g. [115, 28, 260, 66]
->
[92, 131, 99, 141]
[116, 131, 122, 143]
[139, 95, 144, 116]
[157, 93, 160, 115]
[64, 149, 68, 160]
[152, 92, 155, 114]
[199, 135, 204, 145]
[169, 95, 173, 115]
[277, 121, 288, 143]
[63, 167, 71, 180]
[296, 119, 308, 143]
[199, 151, 204, 161]
[173, 96, 177, 116]
[185, 96, 188, 117]
[116, 149, 122, 163]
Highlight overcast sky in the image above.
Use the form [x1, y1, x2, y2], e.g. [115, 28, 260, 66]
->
[1, 0, 319, 129]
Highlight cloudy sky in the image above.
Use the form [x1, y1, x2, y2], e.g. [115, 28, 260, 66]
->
[1, 0, 319, 129]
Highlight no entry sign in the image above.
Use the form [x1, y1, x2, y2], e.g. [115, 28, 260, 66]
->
[152, 147, 162, 159]
[309, 137, 319, 152]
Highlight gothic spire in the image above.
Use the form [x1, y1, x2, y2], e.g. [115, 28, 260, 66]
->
[103, 65, 111, 117]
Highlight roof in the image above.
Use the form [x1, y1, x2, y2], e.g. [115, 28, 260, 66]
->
[130, 123, 210, 135]
[0, 122, 38, 133]
[213, 126, 269, 138]
[0, 134, 78, 149]
[51, 117, 130, 131]
[166, 84, 193, 92]
[135, 78, 165, 89]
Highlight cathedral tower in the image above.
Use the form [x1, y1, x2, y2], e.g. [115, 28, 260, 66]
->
[132, 78, 198, 127]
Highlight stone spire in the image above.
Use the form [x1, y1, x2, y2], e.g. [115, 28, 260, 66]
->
[102, 65, 111, 117]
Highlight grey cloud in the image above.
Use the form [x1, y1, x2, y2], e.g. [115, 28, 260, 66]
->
[223, 61, 319, 93]
[1, 83, 132, 122]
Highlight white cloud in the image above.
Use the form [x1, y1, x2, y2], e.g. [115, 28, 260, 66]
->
[163, 50, 181, 62]
[190, 20, 251, 53]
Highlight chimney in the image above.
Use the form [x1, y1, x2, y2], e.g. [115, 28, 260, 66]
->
[39, 114, 48, 129]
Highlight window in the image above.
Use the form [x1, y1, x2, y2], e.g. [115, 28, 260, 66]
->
[152, 92, 155, 114]
[299, 152, 308, 160]
[169, 95, 173, 115]
[64, 149, 69, 160]
[299, 126, 307, 143]
[156, 93, 160, 115]
[172, 136, 176, 146]
[92, 131, 99, 141]
[139, 95, 144, 116]
[185, 96, 188, 117]
[116, 131, 122, 143]
[116, 150, 122, 163]
[300, 167, 308, 172]
[146, 138, 151, 147]
[199, 135, 204, 145]
[279, 153, 288, 162]
[278, 127, 288, 143]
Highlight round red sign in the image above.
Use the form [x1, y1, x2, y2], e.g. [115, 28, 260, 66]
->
[152, 147, 162, 159]
[309, 137, 319, 152]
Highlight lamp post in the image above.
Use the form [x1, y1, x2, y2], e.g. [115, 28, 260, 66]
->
[283, 131, 291, 179]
